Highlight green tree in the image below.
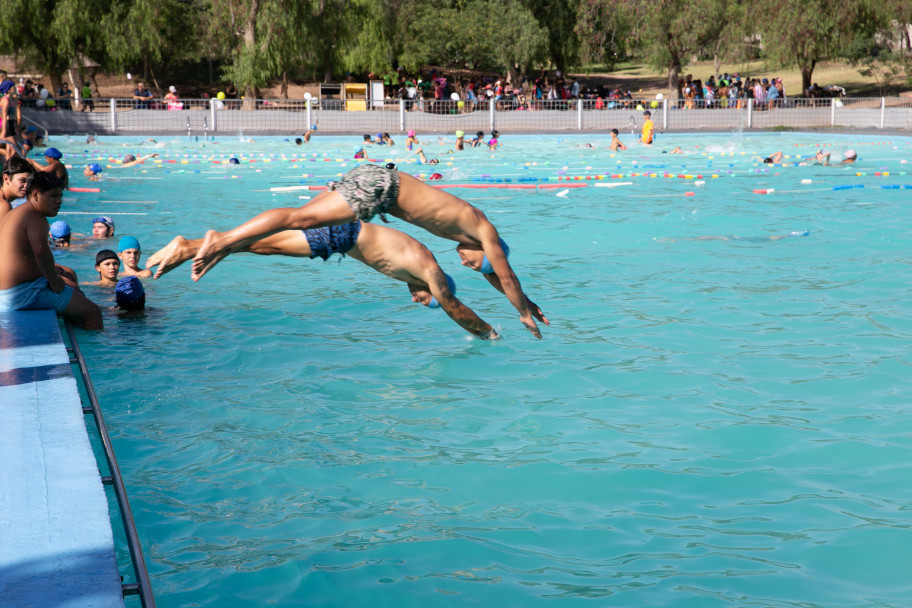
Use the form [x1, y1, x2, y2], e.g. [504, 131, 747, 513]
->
[101, 0, 204, 94]
[0, 0, 106, 93]
[605, 0, 731, 97]
[523, 0, 580, 73]
[753, 0, 882, 94]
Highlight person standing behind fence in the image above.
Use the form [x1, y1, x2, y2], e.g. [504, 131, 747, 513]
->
[133, 82, 153, 109]
[165, 86, 182, 110]
[57, 82, 73, 110]
[80, 82, 94, 112]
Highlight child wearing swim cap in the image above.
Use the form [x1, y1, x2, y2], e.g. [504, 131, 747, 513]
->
[49, 220, 71, 247]
[118, 235, 152, 278]
[84, 163, 102, 181]
[406, 130, 419, 150]
[92, 216, 115, 239]
[115, 276, 146, 312]
[92, 249, 121, 287]
[455, 131, 465, 151]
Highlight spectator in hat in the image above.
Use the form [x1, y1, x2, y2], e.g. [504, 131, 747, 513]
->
[165, 85, 182, 110]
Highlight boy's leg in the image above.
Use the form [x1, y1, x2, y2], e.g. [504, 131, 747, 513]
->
[62, 289, 103, 330]
[148, 230, 313, 278]
[191, 190, 353, 281]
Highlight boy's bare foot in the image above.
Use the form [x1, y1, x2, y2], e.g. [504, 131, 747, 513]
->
[146, 235, 197, 279]
[191, 230, 229, 281]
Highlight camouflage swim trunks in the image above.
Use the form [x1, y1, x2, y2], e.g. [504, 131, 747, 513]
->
[328, 164, 400, 222]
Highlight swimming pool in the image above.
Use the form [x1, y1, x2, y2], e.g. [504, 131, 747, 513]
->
[57, 132, 912, 607]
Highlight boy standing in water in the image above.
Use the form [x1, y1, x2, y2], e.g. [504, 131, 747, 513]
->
[609, 129, 627, 151]
[118, 236, 153, 278]
[0, 172, 103, 329]
[640, 110, 654, 145]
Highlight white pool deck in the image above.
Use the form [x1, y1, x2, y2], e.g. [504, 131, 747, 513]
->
[0, 310, 124, 608]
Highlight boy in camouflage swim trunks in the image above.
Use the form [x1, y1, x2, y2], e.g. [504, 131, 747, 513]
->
[146, 221, 498, 339]
[327, 164, 399, 222]
[187, 164, 548, 338]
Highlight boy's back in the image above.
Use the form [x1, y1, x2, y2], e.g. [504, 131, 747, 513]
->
[0, 199, 49, 289]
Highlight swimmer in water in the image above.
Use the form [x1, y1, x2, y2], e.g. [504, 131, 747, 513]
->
[841, 149, 857, 164]
[609, 129, 627, 151]
[84, 249, 121, 287]
[405, 130, 419, 150]
[415, 147, 439, 164]
[160, 164, 548, 337]
[762, 151, 783, 164]
[120, 153, 159, 168]
[455, 130, 465, 151]
[117, 236, 152, 278]
[83, 163, 102, 181]
[814, 150, 830, 166]
[146, 221, 499, 339]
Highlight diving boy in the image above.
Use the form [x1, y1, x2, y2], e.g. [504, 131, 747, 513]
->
[0, 172, 103, 329]
[147, 221, 499, 339]
[185, 164, 548, 337]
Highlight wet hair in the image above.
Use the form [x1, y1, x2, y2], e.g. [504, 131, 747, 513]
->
[25, 171, 65, 196]
[476, 131, 484, 138]
[2, 155, 34, 179]
[294, 138, 303, 145]
[610, 128, 619, 135]
[363, 134, 371, 141]
[491, 130, 499, 138]
[383, 132, 391, 138]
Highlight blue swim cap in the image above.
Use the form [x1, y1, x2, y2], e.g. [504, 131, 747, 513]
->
[428, 273, 457, 309]
[88, 163, 102, 174]
[93, 216, 114, 232]
[115, 276, 145, 310]
[44, 147, 62, 159]
[479, 238, 510, 274]
[310, 124, 317, 130]
[118, 235, 141, 252]
[50, 220, 71, 238]
[229, 157, 240, 164]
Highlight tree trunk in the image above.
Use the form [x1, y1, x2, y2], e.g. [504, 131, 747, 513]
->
[667, 57, 682, 100]
[242, 0, 260, 110]
[713, 54, 721, 80]
[281, 71, 288, 99]
[799, 59, 816, 96]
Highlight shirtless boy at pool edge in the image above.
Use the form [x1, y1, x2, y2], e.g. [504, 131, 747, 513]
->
[177, 165, 548, 337]
[147, 221, 499, 339]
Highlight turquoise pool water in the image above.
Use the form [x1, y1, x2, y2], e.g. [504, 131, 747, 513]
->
[57, 132, 912, 607]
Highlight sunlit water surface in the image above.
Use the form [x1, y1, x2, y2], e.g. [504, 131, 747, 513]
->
[57, 131, 912, 607]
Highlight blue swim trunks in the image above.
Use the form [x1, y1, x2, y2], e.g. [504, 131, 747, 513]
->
[304, 221, 362, 260]
[0, 277, 74, 312]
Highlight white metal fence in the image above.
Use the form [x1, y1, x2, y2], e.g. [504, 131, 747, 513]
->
[22, 97, 912, 135]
